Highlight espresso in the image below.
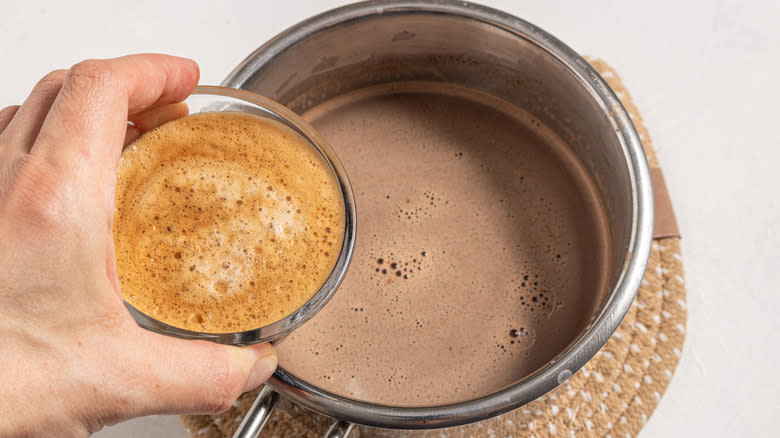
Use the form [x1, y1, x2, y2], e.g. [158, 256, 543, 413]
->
[276, 82, 610, 406]
[113, 112, 345, 333]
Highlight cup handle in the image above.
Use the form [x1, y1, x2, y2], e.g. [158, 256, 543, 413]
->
[324, 420, 356, 438]
[231, 386, 281, 438]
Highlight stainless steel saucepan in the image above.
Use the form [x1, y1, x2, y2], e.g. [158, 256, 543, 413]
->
[222, 1, 653, 436]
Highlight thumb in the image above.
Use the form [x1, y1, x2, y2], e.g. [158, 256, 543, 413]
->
[125, 328, 277, 416]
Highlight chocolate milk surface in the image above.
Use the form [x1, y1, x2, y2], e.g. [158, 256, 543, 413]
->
[277, 82, 610, 406]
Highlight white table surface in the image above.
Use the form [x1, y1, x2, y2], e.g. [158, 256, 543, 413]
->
[2, 1, 778, 436]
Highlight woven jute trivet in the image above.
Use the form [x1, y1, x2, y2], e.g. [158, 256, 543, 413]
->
[182, 59, 686, 438]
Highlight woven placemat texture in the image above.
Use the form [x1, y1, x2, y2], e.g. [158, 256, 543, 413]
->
[181, 59, 686, 438]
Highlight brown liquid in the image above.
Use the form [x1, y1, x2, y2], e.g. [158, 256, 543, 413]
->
[113, 112, 344, 333]
[277, 82, 610, 406]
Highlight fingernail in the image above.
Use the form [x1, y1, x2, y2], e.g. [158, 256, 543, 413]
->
[242, 345, 277, 393]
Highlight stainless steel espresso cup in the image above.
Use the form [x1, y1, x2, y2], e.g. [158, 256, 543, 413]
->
[223, 1, 653, 436]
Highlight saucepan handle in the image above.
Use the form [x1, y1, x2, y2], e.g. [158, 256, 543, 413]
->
[232, 386, 281, 438]
[232, 386, 356, 438]
[324, 420, 356, 437]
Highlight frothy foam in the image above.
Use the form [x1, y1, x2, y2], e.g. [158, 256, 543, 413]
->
[114, 112, 345, 333]
[275, 82, 611, 406]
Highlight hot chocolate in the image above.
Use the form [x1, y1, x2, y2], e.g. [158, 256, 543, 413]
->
[276, 82, 611, 406]
[113, 112, 345, 333]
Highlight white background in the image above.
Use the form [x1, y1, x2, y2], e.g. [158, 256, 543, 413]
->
[2, 1, 778, 436]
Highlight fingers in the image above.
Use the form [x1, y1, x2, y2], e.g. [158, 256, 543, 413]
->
[32, 54, 199, 183]
[0, 70, 67, 158]
[130, 102, 189, 133]
[126, 330, 277, 416]
[0, 105, 20, 134]
[124, 102, 189, 146]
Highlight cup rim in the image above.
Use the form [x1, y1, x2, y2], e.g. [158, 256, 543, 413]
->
[122, 85, 358, 346]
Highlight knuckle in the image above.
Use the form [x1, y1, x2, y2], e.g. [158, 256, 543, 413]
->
[0, 105, 20, 130]
[0, 104, 20, 118]
[208, 348, 246, 414]
[5, 156, 67, 231]
[0, 156, 25, 194]
[67, 60, 116, 89]
[35, 69, 68, 91]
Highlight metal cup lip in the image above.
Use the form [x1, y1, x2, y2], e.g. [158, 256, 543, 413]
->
[223, 0, 653, 429]
[123, 85, 357, 346]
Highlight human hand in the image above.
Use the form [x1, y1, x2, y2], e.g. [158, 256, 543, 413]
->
[0, 54, 277, 437]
